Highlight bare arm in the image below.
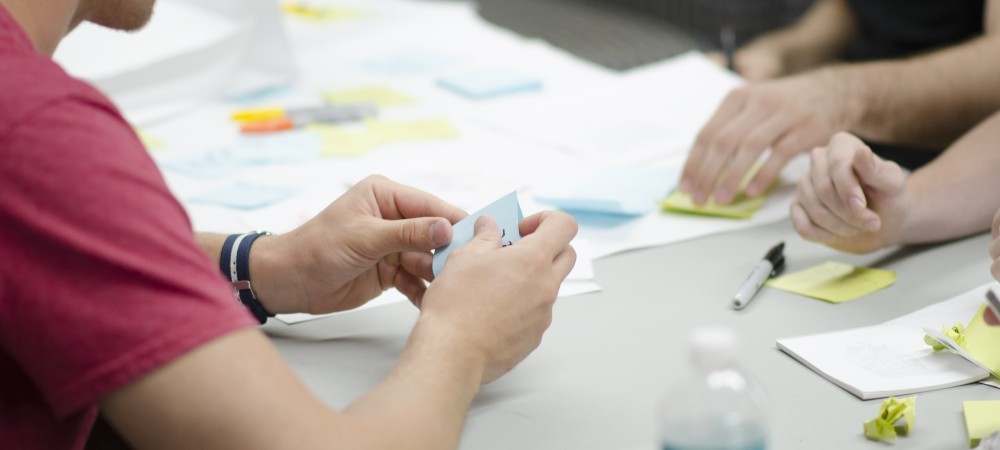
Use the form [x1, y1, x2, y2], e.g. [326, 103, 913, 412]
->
[898, 109, 1000, 243]
[792, 112, 1000, 253]
[843, 0, 1000, 147]
[101, 325, 482, 450]
[104, 210, 578, 449]
[736, 0, 857, 79]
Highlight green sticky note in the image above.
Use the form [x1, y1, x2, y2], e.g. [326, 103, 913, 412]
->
[765, 261, 895, 303]
[864, 396, 916, 442]
[965, 400, 1000, 448]
[963, 305, 1000, 375]
[322, 87, 414, 107]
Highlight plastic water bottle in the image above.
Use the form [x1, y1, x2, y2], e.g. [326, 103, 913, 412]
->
[658, 326, 768, 450]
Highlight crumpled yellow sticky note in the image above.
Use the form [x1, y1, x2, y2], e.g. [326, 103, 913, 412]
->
[864, 396, 916, 441]
[925, 322, 967, 350]
[765, 261, 896, 303]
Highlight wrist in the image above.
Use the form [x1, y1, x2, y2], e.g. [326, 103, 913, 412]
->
[409, 313, 488, 386]
[246, 232, 306, 315]
[819, 65, 867, 133]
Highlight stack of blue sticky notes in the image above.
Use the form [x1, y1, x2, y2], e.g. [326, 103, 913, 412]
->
[187, 181, 299, 210]
[536, 166, 679, 217]
[437, 69, 542, 99]
[432, 191, 524, 276]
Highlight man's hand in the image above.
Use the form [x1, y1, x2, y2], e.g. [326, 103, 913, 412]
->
[706, 45, 786, 82]
[680, 69, 860, 205]
[417, 211, 577, 384]
[790, 133, 910, 254]
[251, 175, 467, 315]
[988, 209, 1000, 326]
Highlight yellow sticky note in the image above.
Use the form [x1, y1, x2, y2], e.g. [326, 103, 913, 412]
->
[965, 400, 1000, 448]
[308, 125, 383, 157]
[367, 119, 459, 143]
[660, 189, 769, 219]
[765, 261, 895, 303]
[134, 128, 164, 150]
[322, 87, 414, 107]
[963, 305, 1000, 375]
[864, 396, 916, 442]
[659, 165, 774, 219]
[281, 3, 361, 22]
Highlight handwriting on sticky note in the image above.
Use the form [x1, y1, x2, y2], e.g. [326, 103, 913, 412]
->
[965, 400, 1000, 448]
[765, 261, 895, 303]
[432, 192, 523, 277]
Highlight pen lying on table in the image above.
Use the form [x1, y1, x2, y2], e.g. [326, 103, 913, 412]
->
[732, 241, 785, 310]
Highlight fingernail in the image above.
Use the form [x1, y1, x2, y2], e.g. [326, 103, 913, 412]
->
[864, 219, 880, 231]
[715, 188, 733, 205]
[474, 215, 495, 233]
[849, 196, 865, 211]
[745, 183, 760, 197]
[430, 219, 451, 247]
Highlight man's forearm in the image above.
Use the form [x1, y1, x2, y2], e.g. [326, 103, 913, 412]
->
[899, 110, 1000, 243]
[839, 33, 1000, 148]
[754, 0, 856, 74]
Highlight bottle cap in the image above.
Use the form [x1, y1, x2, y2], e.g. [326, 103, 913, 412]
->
[689, 325, 738, 369]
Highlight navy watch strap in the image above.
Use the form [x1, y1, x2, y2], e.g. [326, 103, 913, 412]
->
[225, 231, 274, 324]
[220, 234, 239, 278]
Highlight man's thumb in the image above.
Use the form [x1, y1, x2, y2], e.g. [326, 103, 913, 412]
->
[467, 215, 501, 250]
[853, 145, 905, 194]
[378, 217, 452, 254]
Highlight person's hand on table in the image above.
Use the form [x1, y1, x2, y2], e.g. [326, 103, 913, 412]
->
[987, 208, 1000, 326]
[249, 175, 467, 315]
[679, 69, 859, 206]
[419, 211, 577, 384]
[790, 132, 910, 254]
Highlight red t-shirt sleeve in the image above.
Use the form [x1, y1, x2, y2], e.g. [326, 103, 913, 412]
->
[0, 95, 257, 417]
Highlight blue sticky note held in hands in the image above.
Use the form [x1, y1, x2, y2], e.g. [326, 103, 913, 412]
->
[437, 69, 541, 99]
[187, 181, 298, 210]
[432, 191, 524, 277]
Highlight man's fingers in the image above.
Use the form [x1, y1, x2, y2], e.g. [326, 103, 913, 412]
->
[465, 215, 502, 252]
[812, 146, 873, 231]
[400, 251, 434, 282]
[374, 217, 453, 255]
[365, 175, 468, 224]
[797, 173, 863, 237]
[551, 245, 577, 283]
[790, 201, 839, 245]
[393, 270, 427, 309]
[715, 114, 791, 204]
[849, 139, 906, 195]
[518, 211, 579, 258]
[681, 88, 750, 194]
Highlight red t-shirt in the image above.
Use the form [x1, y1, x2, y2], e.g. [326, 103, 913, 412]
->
[0, 7, 257, 449]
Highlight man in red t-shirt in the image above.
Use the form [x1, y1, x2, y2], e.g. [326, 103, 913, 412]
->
[0, 1, 578, 448]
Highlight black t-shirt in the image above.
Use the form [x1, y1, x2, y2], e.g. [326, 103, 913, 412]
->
[845, 0, 984, 169]
[847, 0, 984, 61]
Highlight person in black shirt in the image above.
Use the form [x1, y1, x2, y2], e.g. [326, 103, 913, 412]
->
[678, 0, 998, 207]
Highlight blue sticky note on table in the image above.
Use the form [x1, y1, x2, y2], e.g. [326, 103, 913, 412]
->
[432, 191, 524, 276]
[437, 69, 541, 99]
[536, 166, 679, 216]
[187, 181, 298, 210]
